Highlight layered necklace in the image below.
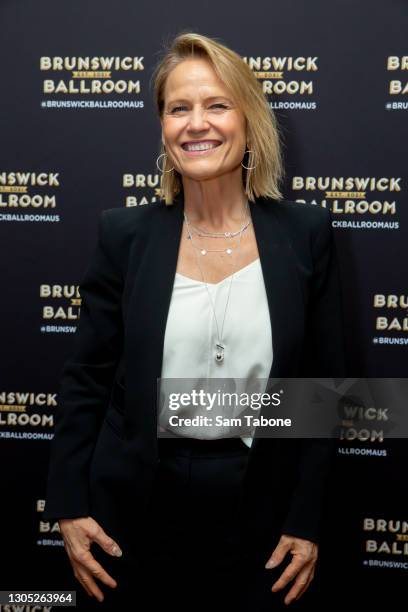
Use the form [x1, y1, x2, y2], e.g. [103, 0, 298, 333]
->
[183, 201, 251, 363]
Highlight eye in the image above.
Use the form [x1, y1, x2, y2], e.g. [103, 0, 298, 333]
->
[168, 103, 228, 114]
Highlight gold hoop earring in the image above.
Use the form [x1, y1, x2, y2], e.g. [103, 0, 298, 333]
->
[156, 153, 174, 173]
[241, 149, 256, 170]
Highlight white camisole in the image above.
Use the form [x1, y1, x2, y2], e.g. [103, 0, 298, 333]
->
[159, 258, 273, 448]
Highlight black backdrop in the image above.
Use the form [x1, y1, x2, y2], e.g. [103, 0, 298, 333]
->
[1, 0, 407, 609]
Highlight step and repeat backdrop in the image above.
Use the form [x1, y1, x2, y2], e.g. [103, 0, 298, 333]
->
[1, 0, 407, 608]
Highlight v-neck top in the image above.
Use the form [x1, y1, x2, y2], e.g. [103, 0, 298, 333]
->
[159, 257, 273, 448]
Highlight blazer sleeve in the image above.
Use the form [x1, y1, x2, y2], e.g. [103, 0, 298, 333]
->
[281, 207, 347, 543]
[43, 210, 123, 522]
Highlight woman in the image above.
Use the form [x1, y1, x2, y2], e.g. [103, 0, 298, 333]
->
[44, 33, 346, 611]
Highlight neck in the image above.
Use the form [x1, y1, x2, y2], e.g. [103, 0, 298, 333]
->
[181, 167, 248, 230]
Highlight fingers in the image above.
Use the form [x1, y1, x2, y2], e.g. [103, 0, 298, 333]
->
[74, 565, 105, 602]
[59, 517, 121, 602]
[270, 555, 306, 593]
[90, 523, 123, 558]
[71, 551, 118, 603]
[265, 537, 291, 569]
[283, 565, 315, 605]
[72, 549, 118, 589]
[60, 517, 123, 558]
[294, 568, 315, 602]
[72, 567, 94, 599]
[266, 535, 318, 597]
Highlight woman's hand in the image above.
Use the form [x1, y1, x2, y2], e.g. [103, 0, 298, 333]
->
[264, 533, 318, 605]
[59, 516, 123, 602]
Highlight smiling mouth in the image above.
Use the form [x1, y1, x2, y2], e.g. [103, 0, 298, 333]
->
[181, 141, 222, 152]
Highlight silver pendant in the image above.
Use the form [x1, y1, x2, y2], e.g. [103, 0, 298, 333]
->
[215, 343, 225, 362]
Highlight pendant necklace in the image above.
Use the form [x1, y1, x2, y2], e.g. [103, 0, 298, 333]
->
[183, 201, 249, 363]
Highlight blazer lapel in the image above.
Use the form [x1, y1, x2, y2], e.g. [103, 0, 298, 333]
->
[123, 194, 184, 461]
[250, 197, 305, 377]
[123, 193, 304, 463]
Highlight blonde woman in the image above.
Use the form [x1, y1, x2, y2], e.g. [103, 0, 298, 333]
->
[44, 32, 346, 611]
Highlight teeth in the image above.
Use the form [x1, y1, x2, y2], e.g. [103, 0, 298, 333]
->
[185, 142, 219, 152]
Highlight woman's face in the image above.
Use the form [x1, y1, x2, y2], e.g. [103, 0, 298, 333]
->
[161, 58, 247, 182]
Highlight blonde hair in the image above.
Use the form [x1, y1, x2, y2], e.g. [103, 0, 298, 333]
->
[151, 32, 285, 205]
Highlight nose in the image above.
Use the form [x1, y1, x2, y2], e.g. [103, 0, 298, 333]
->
[188, 105, 209, 132]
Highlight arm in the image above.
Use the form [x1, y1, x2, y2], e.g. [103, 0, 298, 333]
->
[265, 207, 347, 604]
[281, 206, 347, 542]
[43, 210, 123, 521]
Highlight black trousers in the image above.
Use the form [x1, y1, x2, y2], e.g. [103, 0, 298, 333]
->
[145, 436, 253, 611]
[81, 437, 312, 611]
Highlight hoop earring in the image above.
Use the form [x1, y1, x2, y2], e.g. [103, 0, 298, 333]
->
[156, 153, 174, 173]
[241, 149, 256, 170]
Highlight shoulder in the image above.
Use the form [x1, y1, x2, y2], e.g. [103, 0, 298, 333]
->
[95, 200, 169, 269]
[99, 199, 169, 243]
[256, 198, 335, 268]
[260, 197, 332, 246]
[267, 197, 331, 231]
[101, 199, 167, 234]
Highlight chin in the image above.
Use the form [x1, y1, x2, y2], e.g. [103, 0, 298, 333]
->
[181, 165, 229, 182]
[180, 171, 216, 181]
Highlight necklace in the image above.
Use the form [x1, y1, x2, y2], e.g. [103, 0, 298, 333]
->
[186, 217, 251, 238]
[183, 201, 249, 363]
[188, 236, 238, 256]
[186, 216, 251, 255]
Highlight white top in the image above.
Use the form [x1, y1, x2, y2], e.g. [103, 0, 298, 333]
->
[159, 258, 273, 448]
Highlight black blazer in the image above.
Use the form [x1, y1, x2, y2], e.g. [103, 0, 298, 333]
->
[43, 193, 347, 559]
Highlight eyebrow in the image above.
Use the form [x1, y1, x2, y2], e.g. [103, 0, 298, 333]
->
[166, 95, 233, 107]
